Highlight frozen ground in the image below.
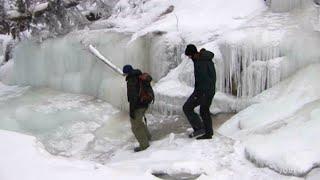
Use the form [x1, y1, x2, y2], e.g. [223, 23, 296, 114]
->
[0, 81, 302, 180]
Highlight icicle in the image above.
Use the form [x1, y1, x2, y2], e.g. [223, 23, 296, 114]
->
[219, 41, 283, 97]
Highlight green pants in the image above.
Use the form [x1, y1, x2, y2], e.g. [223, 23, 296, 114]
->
[130, 108, 151, 149]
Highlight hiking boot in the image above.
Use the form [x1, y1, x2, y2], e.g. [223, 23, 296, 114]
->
[134, 145, 149, 152]
[196, 134, 213, 140]
[188, 129, 205, 138]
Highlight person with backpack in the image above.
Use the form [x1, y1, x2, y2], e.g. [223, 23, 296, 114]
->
[183, 44, 216, 140]
[123, 64, 154, 152]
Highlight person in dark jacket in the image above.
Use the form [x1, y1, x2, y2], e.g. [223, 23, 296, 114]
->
[123, 65, 151, 152]
[183, 44, 216, 140]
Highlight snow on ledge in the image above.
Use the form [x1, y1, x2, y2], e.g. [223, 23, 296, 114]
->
[244, 107, 320, 177]
[219, 64, 320, 177]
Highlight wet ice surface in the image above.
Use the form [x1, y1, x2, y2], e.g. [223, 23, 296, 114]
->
[0, 82, 235, 165]
[0, 84, 125, 161]
[0, 83, 227, 163]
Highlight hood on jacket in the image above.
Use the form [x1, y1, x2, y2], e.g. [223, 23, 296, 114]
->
[199, 48, 214, 61]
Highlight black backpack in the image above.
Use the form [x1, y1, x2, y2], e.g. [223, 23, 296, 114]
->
[138, 73, 154, 105]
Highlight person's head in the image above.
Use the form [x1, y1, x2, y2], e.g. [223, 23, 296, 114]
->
[123, 64, 133, 75]
[185, 44, 198, 59]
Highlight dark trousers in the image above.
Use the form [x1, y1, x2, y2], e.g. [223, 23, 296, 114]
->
[183, 91, 214, 135]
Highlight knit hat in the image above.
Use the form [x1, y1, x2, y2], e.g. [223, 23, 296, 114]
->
[123, 65, 133, 74]
[185, 44, 198, 56]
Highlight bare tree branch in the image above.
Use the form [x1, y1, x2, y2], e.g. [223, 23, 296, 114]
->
[7, 1, 79, 21]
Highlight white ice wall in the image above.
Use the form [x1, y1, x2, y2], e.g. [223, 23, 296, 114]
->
[148, 33, 185, 81]
[12, 31, 149, 110]
[10, 31, 185, 110]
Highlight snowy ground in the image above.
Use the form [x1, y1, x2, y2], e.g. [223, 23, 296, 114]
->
[0, 130, 157, 180]
[2, 129, 297, 180]
[0, 81, 303, 180]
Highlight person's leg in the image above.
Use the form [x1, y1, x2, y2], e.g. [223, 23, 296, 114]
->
[183, 91, 203, 131]
[142, 114, 152, 140]
[130, 108, 149, 151]
[197, 92, 214, 139]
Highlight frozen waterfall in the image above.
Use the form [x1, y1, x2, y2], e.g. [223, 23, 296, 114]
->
[218, 40, 283, 97]
[215, 28, 320, 98]
[8, 31, 184, 110]
[11, 31, 149, 110]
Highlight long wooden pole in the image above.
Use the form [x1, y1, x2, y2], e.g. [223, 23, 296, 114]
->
[88, 44, 124, 76]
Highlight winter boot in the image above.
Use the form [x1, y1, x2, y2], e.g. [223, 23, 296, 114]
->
[196, 134, 213, 140]
[134, 145, 149, 152]
[188, 129, 205, 138]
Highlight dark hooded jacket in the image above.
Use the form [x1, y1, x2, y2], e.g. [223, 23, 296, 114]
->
[192, 49, 216, 94]
[125, 69, 148, 115]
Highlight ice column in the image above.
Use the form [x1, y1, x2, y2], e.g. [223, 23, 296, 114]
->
[219, 42, 282, 97]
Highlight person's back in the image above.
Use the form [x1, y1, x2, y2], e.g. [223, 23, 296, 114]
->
[193, 49, 216, 94]
[126, 69, 143, 106]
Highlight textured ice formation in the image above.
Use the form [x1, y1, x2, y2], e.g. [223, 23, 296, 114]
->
[219, 41, 283, 97]
[0, 84, 138, 160]
[148, 32, 185, 81]
[269, 0, 309, 12]
[11, 31, 148, 109]
[215, 27, 320, 98]
[9, 30, 184, 110]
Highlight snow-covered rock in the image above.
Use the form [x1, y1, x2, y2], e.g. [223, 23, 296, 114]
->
[219, 64, 320, 176]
